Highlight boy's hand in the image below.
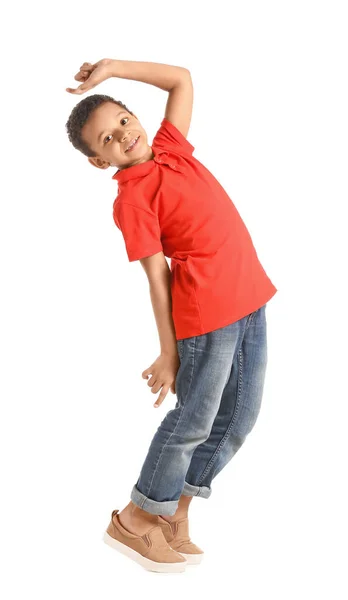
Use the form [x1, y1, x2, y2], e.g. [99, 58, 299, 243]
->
[142, 352, 180, 408]
[65, 58, 114, 94]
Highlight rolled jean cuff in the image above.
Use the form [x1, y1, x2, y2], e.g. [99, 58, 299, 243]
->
[130, 484, 179, 516]
[182, 480, 212, 499]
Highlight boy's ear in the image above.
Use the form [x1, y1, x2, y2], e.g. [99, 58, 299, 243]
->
[88, 156, 111, 170]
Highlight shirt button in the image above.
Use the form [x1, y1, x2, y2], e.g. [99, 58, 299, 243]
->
[170, 164, 176, 169]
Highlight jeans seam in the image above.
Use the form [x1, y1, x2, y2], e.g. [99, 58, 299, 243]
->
[132, 482, 146, 510]
[145, 336, 197, 499]
[246, 308, 257, 331]
[197, 345, 244, 485]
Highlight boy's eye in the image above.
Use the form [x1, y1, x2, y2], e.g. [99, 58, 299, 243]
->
[104, 117, 129, 143]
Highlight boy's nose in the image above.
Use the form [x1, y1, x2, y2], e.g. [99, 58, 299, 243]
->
[121, 133, 132, 143]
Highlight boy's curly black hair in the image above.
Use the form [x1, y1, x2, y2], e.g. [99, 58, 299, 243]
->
[65, 94, 134, 157]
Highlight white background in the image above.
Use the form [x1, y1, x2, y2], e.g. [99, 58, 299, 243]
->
[1, 0, 347, 598]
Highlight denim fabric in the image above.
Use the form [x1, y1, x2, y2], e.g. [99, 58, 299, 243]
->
[130, 303, 268, 516]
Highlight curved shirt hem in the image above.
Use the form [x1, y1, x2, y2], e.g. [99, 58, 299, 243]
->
[175, 286, 277, 341]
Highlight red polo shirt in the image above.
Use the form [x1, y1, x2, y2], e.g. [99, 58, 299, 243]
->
[112, 118, 277, 340]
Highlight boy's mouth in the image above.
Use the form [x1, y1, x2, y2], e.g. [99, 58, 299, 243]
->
[125, 136, 140, 152]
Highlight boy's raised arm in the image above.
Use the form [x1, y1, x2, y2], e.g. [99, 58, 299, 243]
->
[66, 58, 193, 139]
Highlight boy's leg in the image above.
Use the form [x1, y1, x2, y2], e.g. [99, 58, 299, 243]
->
[127, 318, 246, 519]
[182, 304, 268, 497]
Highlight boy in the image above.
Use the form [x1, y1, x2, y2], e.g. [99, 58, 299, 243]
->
[66, 58, 278, 573]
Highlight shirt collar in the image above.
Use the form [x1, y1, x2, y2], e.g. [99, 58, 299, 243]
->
[111, 147, 184, 184]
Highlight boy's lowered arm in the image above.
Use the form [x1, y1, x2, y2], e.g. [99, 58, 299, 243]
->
[110, 59, 193, 139]
[140, 252, 178, 357]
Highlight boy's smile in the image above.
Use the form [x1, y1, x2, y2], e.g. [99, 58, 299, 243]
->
[82, 102, 154, 172]
[124, 135, 140, 152]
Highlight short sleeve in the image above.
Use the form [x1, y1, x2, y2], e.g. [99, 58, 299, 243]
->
[152, 118, 195, 156]
[113, 202, 163, 262]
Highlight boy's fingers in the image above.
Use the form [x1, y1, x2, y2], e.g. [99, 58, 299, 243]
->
[142, 368, 153, 379]
[75, 68, 92, 80]
[66, 85, 89, 94]
[154, 386, 169, 407]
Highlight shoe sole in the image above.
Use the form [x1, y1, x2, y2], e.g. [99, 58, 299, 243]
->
[179, 552, 204, 565]
[103, 532, 187, 573]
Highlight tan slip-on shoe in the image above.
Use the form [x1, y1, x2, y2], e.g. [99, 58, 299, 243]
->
[103, 509, 188, 573]
[157, 515, 204, 565]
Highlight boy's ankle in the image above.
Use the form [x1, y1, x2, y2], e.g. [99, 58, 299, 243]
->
[118, 502, 158, 531]
[161, 512, 188, 522]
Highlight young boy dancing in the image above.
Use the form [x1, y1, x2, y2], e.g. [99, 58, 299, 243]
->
[66, 58, 278, 573]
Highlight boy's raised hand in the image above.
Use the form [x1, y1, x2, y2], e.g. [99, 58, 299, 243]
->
[66, 58, 114, 94]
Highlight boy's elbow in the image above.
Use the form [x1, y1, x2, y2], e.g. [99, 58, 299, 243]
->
[181, 67, 191, 80]
[139, 251, 170, 285]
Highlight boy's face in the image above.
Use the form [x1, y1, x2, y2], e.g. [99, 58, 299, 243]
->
[82, 102, 154, 171]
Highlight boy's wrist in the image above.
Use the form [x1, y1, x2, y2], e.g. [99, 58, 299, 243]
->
[108, 59, 124, 78]
[161, 344, 178, 357]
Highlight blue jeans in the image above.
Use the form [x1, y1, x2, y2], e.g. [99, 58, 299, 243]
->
[131, 303, 268, 516]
